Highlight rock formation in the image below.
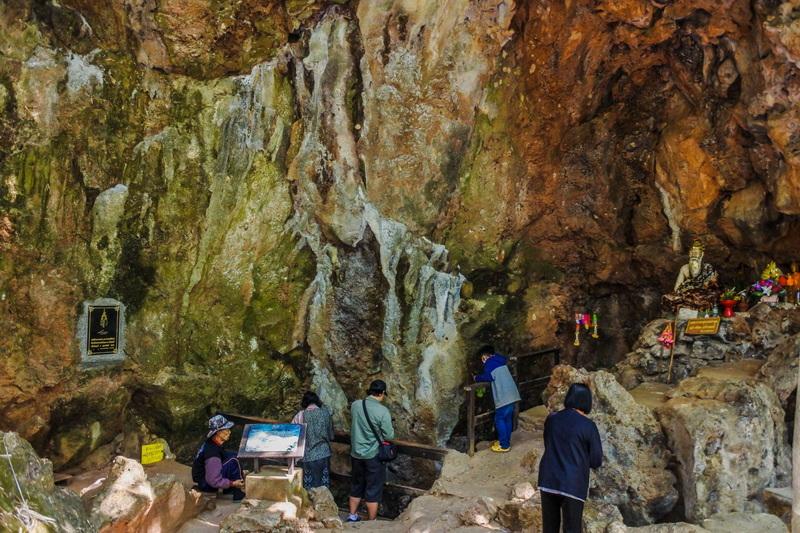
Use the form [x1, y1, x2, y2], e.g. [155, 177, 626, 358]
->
[543, 366, 678, 525]
[615, 304, 800, 388]
[3, 0, 800, 473]
[0, 431, 94, 531]
[655, 377, 791, 522]
[83, 456, 210, 532]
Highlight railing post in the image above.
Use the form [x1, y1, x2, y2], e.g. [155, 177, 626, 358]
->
[466, 387, 476, 457]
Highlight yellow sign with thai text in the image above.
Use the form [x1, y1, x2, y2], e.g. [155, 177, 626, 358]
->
[684, 317, 721, 335]
[141, 443, 164, 465]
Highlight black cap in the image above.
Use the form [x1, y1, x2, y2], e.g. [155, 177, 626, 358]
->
[367, 379, 388, 395]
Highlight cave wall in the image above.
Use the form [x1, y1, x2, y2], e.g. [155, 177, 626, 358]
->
[1, 0, 800, 465]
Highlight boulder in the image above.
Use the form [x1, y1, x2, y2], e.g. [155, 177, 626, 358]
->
[654, 378, 791, 522]
[626, 524, 706, 532]
[307, 486, 342, 529]
[84, 455, 209, 532]
[511, 481, 536, 501]
[583, 501, 625, 533]
[496, 490, 542, 531]
[219, 500, 309, 533]
[758, 333, 800, 405]
[701, 511, 788, 533]
[458, 496, 498, 527]
[396, 494, 498, 532]
[0, 432, 94, 532]
[543, 366, 678, 526]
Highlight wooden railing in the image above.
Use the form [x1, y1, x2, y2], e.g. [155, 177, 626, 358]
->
[463, 348, 560, 456]
[219, 412, 448, 499]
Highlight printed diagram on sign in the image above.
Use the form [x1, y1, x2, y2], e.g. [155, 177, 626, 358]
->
[244, 424, 301, 453]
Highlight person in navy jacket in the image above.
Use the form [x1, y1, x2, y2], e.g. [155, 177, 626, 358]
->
[474, 345, 521, 452]
[538, 383, 603, 533]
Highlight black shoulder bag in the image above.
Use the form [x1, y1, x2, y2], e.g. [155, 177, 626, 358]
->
[362, 400, 397, 462]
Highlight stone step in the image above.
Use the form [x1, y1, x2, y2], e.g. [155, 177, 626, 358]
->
[517, 405, 548, 432]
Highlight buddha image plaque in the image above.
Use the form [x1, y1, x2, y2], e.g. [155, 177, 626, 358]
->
[87, 305, 120, 355]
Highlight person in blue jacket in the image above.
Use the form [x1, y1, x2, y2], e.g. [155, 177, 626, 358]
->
[474, 345, 521, 452]
[538, 383, 603, 533]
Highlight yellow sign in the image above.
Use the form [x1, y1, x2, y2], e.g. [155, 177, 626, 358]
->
[684, 317, 721, 335]
[141, 443, 164, 465]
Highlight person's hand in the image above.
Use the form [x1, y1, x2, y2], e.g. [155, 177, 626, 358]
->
[233, 479, 244, 488]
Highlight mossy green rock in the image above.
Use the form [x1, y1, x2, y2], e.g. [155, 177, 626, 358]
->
[0, 432, 94, 531]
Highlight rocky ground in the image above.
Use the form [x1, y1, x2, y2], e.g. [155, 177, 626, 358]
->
[10, 353, 784, 533]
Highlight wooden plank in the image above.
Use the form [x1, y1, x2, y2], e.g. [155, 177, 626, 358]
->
[330, 471, 428, 497]
[219, 412, 449, 462]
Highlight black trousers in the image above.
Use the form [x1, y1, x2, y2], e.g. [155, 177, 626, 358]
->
[541, 491, 585, 533]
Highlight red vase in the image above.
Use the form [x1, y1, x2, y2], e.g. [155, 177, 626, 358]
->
[719, 300, 736, 317]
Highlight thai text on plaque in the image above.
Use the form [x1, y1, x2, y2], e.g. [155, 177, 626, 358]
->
[87, 306, 120, 355]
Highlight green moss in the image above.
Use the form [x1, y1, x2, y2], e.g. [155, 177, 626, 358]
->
[169, 87, 206, 124]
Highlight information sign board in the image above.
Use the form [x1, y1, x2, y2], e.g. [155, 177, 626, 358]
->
[236, 423, 306, 460]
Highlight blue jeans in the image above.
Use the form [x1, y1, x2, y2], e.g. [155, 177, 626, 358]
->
[495, 403, 515, 448]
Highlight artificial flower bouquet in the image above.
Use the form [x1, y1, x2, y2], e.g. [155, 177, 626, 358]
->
[750, 261, 786, 299]
[749, 279, 785, 298]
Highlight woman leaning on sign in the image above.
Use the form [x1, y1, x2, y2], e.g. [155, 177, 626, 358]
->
[191, 415, 246, 502]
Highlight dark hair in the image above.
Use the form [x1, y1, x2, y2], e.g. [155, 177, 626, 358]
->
[478, 345, 495, 357]
[301, 391, 323, 408]
[564, 383, 593, 414]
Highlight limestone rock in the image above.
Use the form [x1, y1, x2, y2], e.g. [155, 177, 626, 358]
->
[583, 501, 625, 533]
[496, 491, 541, 532]
[395, 494, 498, 532]
[0, 432, 94, 532]
[519, 448, 542, 475]
[220, 500, 309, 533]
[458, 496, 498, 527]
[518, 405, 548, 433]
[654, 378, 790, 522]
[307, 486, 342, 529]
[701, 512, 788, 533]
[758, 333, 800, 405]
[544, 366, 678, 525]
[615, 306, 800, 390]
[762, 487, 791, 527]
[510, 481, 536, 501]
[6, 0, 800, 485]
[85, 455, 208, 532]
[626, 524, 706, 532]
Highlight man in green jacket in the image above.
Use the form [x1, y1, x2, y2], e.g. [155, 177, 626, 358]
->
[347, 379, 394, 522]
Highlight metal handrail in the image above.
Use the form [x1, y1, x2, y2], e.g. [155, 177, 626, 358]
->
[463, 348, 560, 456]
